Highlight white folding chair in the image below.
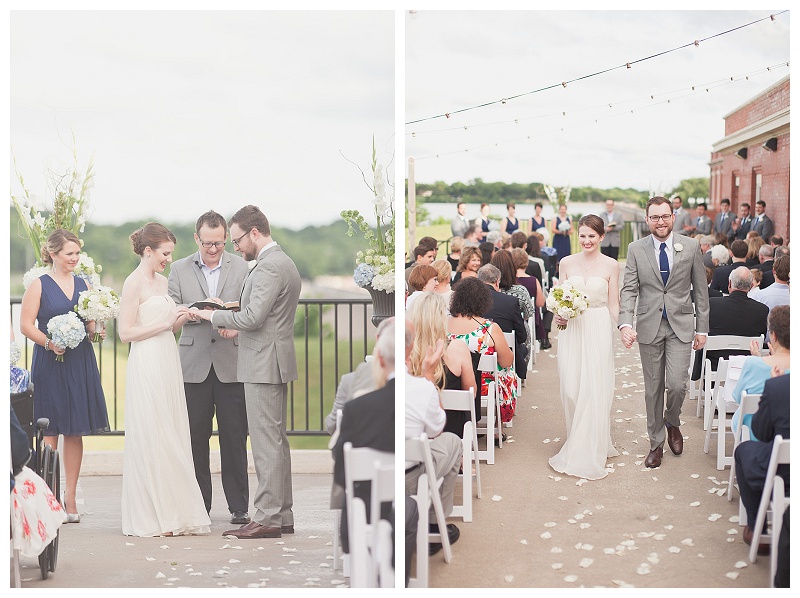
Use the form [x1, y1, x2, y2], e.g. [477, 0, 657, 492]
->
[702, 359, 739, 470]
[502, 331, 518, 427]
[375, 518, 395, 588]
[475, 351, 501, 464]
[440, 387, 481, 522]
[405, 433, 452, 563]
[770, 475, 788, 587]
[343, 443, 394, 587]
[407, 465, 429, 588]
[10, 450, 21, 589]
[527, 315, 539, 368]
[749, 435, 790, 564]
[728, 393, 762, 501]
[693, 335, 763, 427]
[332, 409, 344, 572]
[348, 497, 370, 587]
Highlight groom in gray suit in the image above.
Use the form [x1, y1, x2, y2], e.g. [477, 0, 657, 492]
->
[168, 211, 251, 525]
[193, 205, 302, 538]
[619, 196, 710, 468]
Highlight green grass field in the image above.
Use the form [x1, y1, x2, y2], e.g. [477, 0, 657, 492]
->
[21, 335, 374, 452]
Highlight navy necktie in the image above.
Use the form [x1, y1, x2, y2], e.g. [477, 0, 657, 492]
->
[659, 242, 670, 285]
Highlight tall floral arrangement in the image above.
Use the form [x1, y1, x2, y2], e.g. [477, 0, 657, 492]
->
[11, 142, 103, 288]
[340, 138, 395, 293]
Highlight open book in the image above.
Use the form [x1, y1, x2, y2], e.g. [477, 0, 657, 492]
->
[189, 300, 240, 311]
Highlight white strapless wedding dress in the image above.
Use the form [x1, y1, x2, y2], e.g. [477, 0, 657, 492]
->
[121, 295, 211, 536]
[549, 276, 619, 480]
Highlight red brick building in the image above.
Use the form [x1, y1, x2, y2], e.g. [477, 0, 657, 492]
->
[708, 75, 789, 241]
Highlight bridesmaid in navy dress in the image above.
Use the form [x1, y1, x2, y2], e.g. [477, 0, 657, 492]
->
[20, 229, 109, 523]
[501, 202, 520, 235]
[530, 202, 547, 234]
[478, 203, 491, 242]
[551, 203, 573, 264]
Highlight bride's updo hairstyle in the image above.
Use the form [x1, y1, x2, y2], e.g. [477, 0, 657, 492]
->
[42, 229, 81, 266]
[130, 222, 177, 256]
[578, 214, 605, 238]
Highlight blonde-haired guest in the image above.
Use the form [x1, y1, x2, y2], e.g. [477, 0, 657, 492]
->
[431, 259, 453, 313]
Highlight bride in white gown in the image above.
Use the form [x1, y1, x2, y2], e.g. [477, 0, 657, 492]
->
[118, 223, 211, 537]
[548, 214, 621, 480]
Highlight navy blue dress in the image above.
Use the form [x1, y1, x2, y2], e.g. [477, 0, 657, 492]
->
[480, 217, 491, 241]
[505, 217, 519, 234]
[553, 216, 572, 262]
[31, 275, 109, 437]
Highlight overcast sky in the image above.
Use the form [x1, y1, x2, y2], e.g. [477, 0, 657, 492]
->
[10, 10, 394, 228]
[405, 9, 790, 195]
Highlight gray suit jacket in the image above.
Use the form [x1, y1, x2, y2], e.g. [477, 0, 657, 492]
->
[673, 209, 692, 236]
[752, 214, 774, 242]
[600, 210, 624, 247]
[213, 244, 302, 385]
[619, 234, 710, 345]
[451, 215, 470, 238]
[714, 212, 733, 240]
[694, 215, 713, 235]
[168, 251, 249, 383]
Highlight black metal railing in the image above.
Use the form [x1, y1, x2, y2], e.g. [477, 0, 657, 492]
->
[10, 297, 376, 437]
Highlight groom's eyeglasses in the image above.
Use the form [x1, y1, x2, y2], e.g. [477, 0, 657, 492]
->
[648, 214, 674, 223]
[198, 239, 226, 249]
[231, 231, 250, 248]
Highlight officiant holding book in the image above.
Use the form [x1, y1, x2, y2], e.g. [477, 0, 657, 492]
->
[168, 210, 251, 526]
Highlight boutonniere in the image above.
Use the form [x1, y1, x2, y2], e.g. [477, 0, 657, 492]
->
[673, 243, 683, 252]
[248, 260, 258, 270]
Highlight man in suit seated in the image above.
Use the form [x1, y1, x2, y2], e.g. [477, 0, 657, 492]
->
[690, 267, 768, 381]
[734, 373, 790, 555]
[700, 235, 716, 269]
[710, 239, 748, 294]
[331, 318, 395, 562]
[755, 244, 775, 289]
[477, 264, 528, 376]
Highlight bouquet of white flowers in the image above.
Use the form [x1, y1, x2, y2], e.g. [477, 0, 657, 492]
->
[557, 220, 571, 232]
[75, 286, 121, 342]
[545, 280, 589, 330]
[46, 312, 87, 362]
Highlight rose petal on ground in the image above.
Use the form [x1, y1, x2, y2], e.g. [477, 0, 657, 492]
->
[727, 538, 735, 543]
[735, 561, 748, 569]
[665, 495, 674, 500]
[581, 544, 594, 551]
[155, 572, 166, 579]
[647, 553, 659, 564]
[544, 522, 557, 528]
[558, 496, 568, 501]
[228, 559, 240, 564]
[612, 580, 634, 588]
[727, 529, 739, 535]
[319, 563, 331, 568]
[708, 514, 722, 522]
[289, 561, 301, 565]
[160, 545, 169, 550]
[520, 539, 528, 545]
[576, 479, 587, 486]
[691, 474, 700, 479]
[580, 523, 591, 529]
[190, 572, 202, 576]
[649, 515, 659, 521]
[564, 575, 578, 583]
[492, 495, 503, 501]
[551, 547, 563, 553]
[540, 532, 552, 540]
[621, 540, 636, 547]
[690, 501, 701, 507]
[725, 572, 740, 580]
[554, 477, 562, 482]
[504, 575, 514, 582]
[680, 539, 694, 546]
[603, 547, 616, 555]
[331, 579, 346, 585]
[636, 564, 651, 575]
[551, 563, 563, 570]
[653, 534, 666, 541]
[260, 567, 271, 571]
[580, 558, 593, 568]
[568, 519, 577, 524]
[543, 439, 551, 444]
[126, 542, 134, 546]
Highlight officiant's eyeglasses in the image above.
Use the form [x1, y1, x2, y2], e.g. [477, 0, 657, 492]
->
[198, 239, 226, 249]
[648, 214, 674, 223]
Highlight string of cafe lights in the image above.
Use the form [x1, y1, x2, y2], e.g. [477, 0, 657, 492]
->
[408, 62, 788, 140]
[405, 10, 788, 127]
[411, 61, 789, 161]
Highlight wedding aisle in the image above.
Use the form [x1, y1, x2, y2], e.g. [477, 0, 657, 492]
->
[429, 327, 772, 588]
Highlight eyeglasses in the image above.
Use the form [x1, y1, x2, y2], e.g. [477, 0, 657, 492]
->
[231, 230, 251, 248]
[198, 239, 226, 249]
[648, 214, 674, 223]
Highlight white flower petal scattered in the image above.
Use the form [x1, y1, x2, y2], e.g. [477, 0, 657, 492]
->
[520, 539, 528, 545]
[146, 557, 156, 561]
[155, 572, 166, 579]
[564, 575, 578, 583]
[727, 529, 739, 535]
[725, 572, 740, 580]
[540, 532, 552, 540]
[735, 561, 748, 569]
[690, 501, 701, 507]
[636, 564, 651, 575]
[551, 563, 563, 570]
[550, 547, 563, 553]
[668, 546, 681, 554]
[580, 558, 594, 568]
[708, 514, 722, 522]
[492, 495, 503, 502]
[680, 539, 694, 546]
[544, 522, 557, 528]
[504, 575, 514, 582]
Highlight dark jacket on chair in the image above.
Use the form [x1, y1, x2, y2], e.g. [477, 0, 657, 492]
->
[483, 286, 528, 375]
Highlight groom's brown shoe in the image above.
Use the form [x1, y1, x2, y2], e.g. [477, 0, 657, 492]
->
[645, 447, 663, 468]
[222, 521, 281, 539]
[667, 425, 684, 455]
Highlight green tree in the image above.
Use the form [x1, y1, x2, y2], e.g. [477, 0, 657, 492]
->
[670, 178, 710, 201]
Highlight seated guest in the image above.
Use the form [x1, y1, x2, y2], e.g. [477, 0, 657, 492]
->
[733, 372, 789, 555]
[430, 259, 453, 314]
[710, 244, 730, 269]
[447, 276, 515, 429]
[447, 237, 463, 273]
[407, 292, 478, 437]
[699, 235, 716, 269]
[490, 250, 534, 377]
[452, 246, 482, 284]
[749, 268, 763, 292]
[463, 224, 482, 248]
[750, 255, 790, 313]
[404, 319, 462, 556]
[710, 240, 748, 294]
[405, 243, 437, 283]
[690, 266, 768, 381]
[730, 305, 790, 439]
[692, 267, 722, 303]
[324, 318, 393, 435]
[769, 234, 783, 248]
[745, 235, 766, 268]
[714, 231, 730, 249]
[523, 234, 546, 287]
[331, 319, 395, 559]
[486, 230, 502, 251]
[476, 263, 527, 392]
[478, 242, 495, 266]
[512, 247, 546, 347]
[406, 264, 438, 312]
[754, 244, 775, 289]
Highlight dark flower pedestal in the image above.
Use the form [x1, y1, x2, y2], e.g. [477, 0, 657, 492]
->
[366, 286, 395, 328]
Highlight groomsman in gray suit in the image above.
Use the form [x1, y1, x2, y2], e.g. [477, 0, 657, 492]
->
[671, 196, 692, 235]
[168, 210, 251, 525]
[714, 198, 734, 242]
[751, 200, 775, 242]
[193, 205, 302, 539]
[599, 198, 624, 260]
[619, 196, 710, 469]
